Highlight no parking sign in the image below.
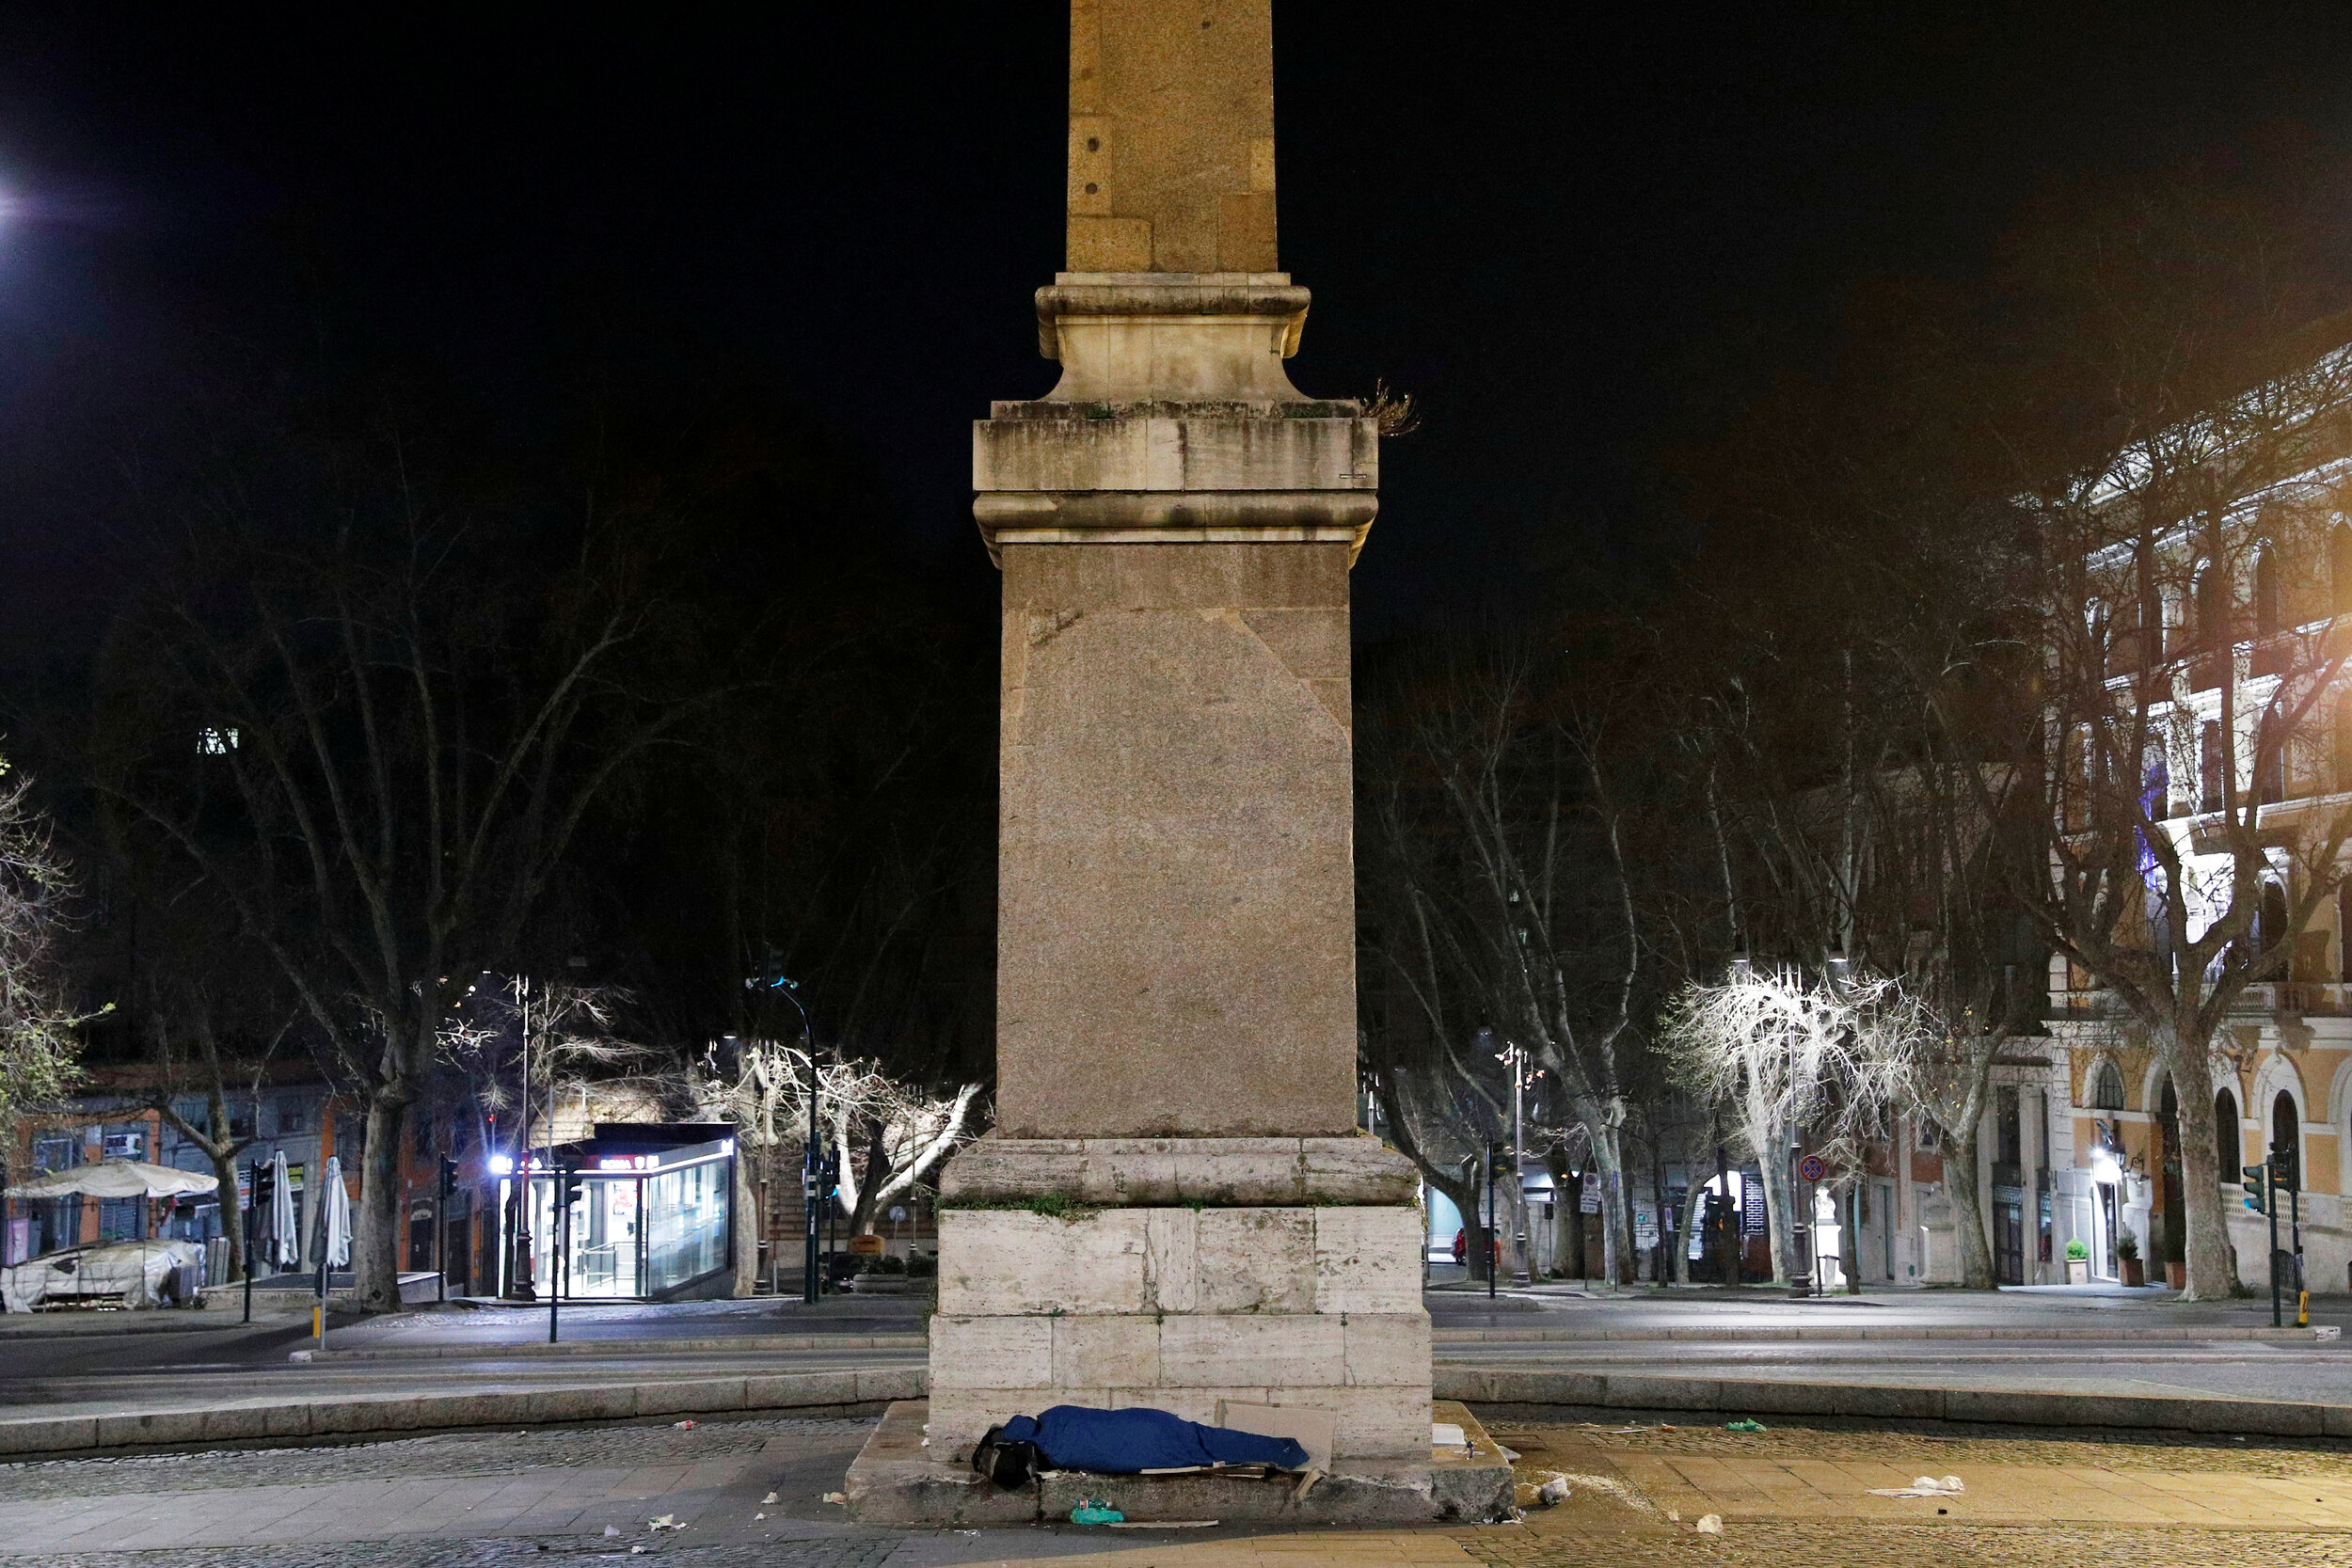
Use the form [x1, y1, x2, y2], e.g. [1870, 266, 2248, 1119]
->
[1798, 1153, 1827, 1183]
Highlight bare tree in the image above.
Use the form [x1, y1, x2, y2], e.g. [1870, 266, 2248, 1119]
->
[140, 1000, 287, 1280]
[0, 763, 88, 1148]
[1661, 966, 1913, 1284]
[1359, 634, 1650, 1284]
[91, 491, 703, 1310]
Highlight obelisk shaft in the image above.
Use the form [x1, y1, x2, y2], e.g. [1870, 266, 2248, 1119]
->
[977, 0, 1370, 1141]
[1066, 0, 1279, 274]
[888, 0, 1438, 1495]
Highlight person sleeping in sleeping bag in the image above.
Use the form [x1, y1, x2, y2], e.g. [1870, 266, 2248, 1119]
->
[972, 1404, 1311, 1488]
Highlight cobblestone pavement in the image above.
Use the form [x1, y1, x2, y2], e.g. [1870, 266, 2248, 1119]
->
[18, 1414, 2352, 1566]
[2, 1543, 905, 1568]
[0, 1418, 875, 1502]
[1440, 1419, 2352, 1566]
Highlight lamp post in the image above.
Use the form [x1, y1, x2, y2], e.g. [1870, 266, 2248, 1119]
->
[505, 976, 534, 1302]
[760, 976, 821, 1306]
[1497, 1042, 1531, 1288]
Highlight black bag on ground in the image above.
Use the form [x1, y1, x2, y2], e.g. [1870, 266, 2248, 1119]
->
[971, 1424, 1042, 1490]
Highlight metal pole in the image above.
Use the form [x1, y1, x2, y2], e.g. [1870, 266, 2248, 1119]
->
[437, 1156, 450, 1304]
[804, 1075, 820, 1304]
[510, 977, 533, 1301]
[2292, 1171, 2307, 1325]
[549, 1164, 563, 1345]
[1510, 1051, 1530, 1288]
[2267, 1152, 2282, 1329]
[243, 1159, 257, 1324]
[1485, 1141, 1497, 1301]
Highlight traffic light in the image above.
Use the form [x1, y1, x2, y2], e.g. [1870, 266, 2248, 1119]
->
[438, 1156, 459, 1190]
[557, 1164, 583, 1209]
[2244, 1164, 2269, 1213]
[2273, 1149, 2300, 1192]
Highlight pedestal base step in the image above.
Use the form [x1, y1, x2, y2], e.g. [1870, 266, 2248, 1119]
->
[842, 1399, 1514, 1526]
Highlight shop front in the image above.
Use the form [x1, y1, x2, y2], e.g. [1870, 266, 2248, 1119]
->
[494, 1125, 734, 1302]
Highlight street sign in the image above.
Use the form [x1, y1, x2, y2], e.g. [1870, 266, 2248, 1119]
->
[1798, 1154, 1827, 1183]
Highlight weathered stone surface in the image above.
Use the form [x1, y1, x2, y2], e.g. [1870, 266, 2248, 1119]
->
[930, 1316, 1055, 1392]
[1066, 1, 1277, 275]
[975, 414, 1374, 495]
[848, 1399, 1514, 1526]
[938, 1136, 1419, 1207]
[1344, 1313, 1432, 1389]
[844, 1401, 1041, 1526]
[931, 1202, 1421, 1317]
[1313, 1206, 1426, 1312]
[993, 542, 1359, 1143]
[1051, 1314, 1164, 1388]
[935, 1210, 1149, 1316]
[1159, 1312, 1344, 1387]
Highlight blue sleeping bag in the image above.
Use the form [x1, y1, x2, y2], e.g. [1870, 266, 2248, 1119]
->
[997, 1404, 1310, 1474]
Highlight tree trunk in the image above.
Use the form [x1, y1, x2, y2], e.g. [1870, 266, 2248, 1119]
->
[1588, 1123, 1635, 1286]
[2163, 1031, 2243, 1300]
[351, 1090, 408, 1310]
[1946, 1120, 1996, 1290]
[206, 1144, 246, 1282]
[732, 1134, 759, 1297]
[1671, 1164, 1702, 1287]
[1561, 1168, 1586, 1278]
[1758, 1147, 1795, 1287]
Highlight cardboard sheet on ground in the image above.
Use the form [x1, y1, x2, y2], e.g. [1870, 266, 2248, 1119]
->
[1001, 1405, 1311, 1475]
[1, 1239, 204, 1313]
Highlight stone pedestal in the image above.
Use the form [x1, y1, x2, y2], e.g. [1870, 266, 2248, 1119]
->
[924, 1139, 1428, 1466]
[842, 1, 1458, 1524]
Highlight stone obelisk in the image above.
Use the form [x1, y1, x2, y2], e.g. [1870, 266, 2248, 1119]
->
[847, 0, 1504, 1525]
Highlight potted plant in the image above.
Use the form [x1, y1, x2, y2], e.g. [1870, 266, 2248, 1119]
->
[2117, 1228, 2143, 1288]
[2065, 1237, 2090, 1284]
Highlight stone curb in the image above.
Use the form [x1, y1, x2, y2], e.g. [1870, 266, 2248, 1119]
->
[1431, 1324, 2340, 1344]
[303, 1333, 931, 1362]
[1433, 1366, 2352, 1436]
[0, 1367, 930, 1459]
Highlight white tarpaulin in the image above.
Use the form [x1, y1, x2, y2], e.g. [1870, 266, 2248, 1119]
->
[0, 1239, 203, 1313]
[3, 1160, 218, 1201]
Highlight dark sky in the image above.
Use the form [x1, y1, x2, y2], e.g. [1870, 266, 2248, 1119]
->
[2, 4, 2351, 640]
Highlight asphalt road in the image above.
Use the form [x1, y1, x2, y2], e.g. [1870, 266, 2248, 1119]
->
[8, 1285, 2352, 1429]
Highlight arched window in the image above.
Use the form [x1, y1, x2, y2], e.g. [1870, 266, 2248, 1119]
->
[2256, 544, 2283, 637]
[2090, 1058, 2126, 1111]
[2259, 881, 2292, 975]
[2217, 1088, 2242, 1183]
[2273, 1090, 2302, 1190]
[2334, 523, 2352, 616]
[2201, 721, 2226, 811]
[2194, 563, 2228, 691]
[2336, 693, 2352, 793]
[2340, 879, 2352, 984]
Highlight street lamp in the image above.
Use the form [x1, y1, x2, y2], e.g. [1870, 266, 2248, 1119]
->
[1495, 1039, 1533, 1287]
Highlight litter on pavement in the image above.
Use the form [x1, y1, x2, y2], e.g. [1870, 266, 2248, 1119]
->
[1696, 1513, 1724, 1532]
[1868, 1475, 1966, 1498]
[1724, 1418, 1766, 1433]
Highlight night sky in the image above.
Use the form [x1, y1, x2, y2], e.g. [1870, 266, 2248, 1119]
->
[1, 4, 2350, 643]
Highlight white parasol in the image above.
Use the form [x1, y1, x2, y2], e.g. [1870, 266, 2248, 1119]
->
[4, 1160, 217, 1201]
[320, 1155, 351, 1270]
[269, 1150, 298, 1270]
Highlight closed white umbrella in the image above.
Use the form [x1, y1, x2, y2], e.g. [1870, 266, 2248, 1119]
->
[321, 1156, 351, 1270]
[312, 1155, 350, 1346]
[270, 1151, 297, 1271]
